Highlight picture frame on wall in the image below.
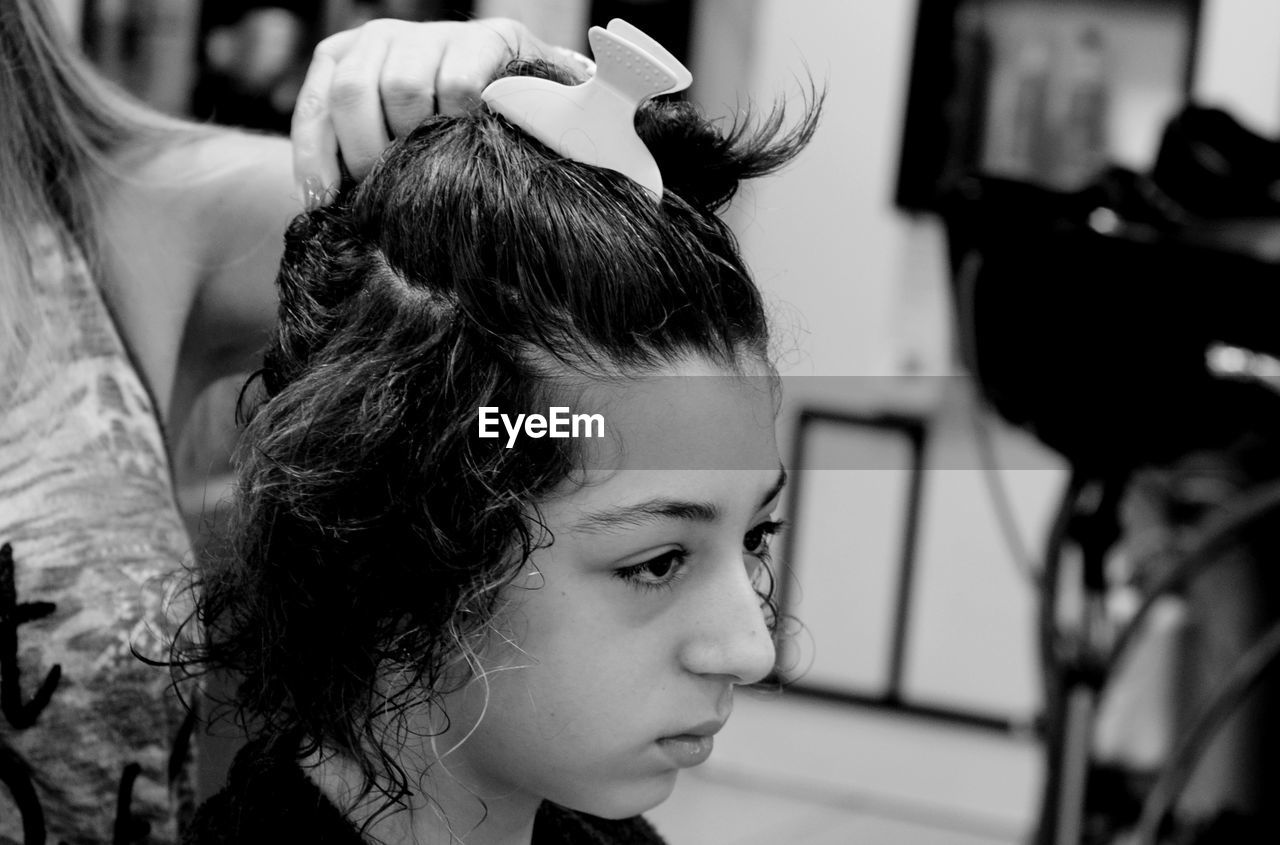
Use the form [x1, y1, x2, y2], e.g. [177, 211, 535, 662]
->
[895, 0, 1202, 212]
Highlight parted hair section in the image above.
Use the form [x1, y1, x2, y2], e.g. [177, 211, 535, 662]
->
[185, 59, 820, 797]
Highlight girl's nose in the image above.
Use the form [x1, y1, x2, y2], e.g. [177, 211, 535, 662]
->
[678, 557, 777, 685]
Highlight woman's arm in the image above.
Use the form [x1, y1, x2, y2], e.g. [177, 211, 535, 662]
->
[108, 19, 564, 427]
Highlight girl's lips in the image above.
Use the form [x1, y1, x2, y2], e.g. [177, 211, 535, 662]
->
[656, 734, 715, 767]
[669, 717, 726, 738]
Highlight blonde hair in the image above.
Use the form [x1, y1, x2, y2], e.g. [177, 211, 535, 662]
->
[0, 0, 213, 385]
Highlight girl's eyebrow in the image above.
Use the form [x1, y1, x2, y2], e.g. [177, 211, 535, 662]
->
[571, 467, 787, 534]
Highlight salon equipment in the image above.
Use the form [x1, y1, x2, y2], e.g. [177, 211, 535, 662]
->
[941, 105, 1280, 844]
[942, 169, 1280, 475]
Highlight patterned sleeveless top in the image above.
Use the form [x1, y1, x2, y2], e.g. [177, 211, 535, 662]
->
[0, 227, 194, 844]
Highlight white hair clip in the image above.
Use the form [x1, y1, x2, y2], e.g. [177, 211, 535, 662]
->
[480, 19, 692, 200]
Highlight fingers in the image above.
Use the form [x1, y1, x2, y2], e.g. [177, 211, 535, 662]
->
[434, 20, 519, 116]
[291, 30, 354, 208]
[380, 30, 446, 138]
[291, 17, 560, 208]
[326, 26, 392, 182]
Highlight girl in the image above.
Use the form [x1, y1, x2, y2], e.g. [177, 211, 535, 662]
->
[183, 47, 818, 844]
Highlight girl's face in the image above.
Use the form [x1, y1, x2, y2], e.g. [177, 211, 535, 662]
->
[421, 355, 783, 822]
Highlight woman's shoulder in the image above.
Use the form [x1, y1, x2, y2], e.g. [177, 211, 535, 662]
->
[99, 128, 293, 287]
[108, 126, 292, 205]
[534, 803, 668, 845]
[97, 128, 295, 416]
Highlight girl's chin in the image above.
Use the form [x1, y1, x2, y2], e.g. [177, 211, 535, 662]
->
[559, 768, 680, 820]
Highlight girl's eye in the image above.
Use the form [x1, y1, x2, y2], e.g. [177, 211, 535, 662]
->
[743, 519, 786, 560]
[614, 550, 688, 592]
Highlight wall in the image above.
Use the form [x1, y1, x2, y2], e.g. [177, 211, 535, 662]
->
[696, 0, 935, 380]
[693, 0, 1054, 722]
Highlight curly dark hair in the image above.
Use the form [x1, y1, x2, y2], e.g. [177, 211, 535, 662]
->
[183, 59, 819, 806]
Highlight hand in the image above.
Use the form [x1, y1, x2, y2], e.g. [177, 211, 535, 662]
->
[292, 17, 557, 208]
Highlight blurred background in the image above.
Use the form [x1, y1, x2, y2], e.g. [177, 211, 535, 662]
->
[55, 0, 1280, 842]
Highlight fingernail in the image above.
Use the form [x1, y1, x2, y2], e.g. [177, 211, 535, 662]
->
[301, 175, 327, 211]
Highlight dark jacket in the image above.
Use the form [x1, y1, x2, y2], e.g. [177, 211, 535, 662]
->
[185, 738, 668, 844]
